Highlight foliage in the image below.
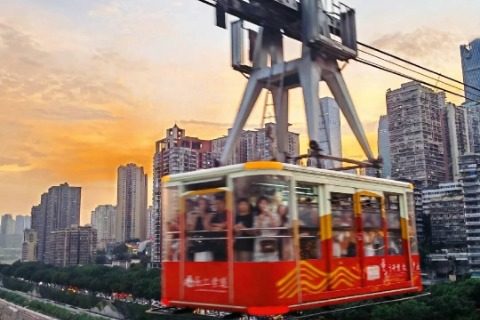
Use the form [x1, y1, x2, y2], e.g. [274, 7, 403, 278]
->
[1, 276, 33, 292]
[113, 300, 158, 320]
[0, 261, 160, 300]
[370, 300, 433, 320]
[5, 261, 480, 319]
[325, 279, 480, 320]
[0, 288, 103, 320]
[0, 288, 29, 305]
[95, 254, 108, 265]
[113, 243, 129, 260]
[1, 275, 157, 320]
[38, 285, 100, 309]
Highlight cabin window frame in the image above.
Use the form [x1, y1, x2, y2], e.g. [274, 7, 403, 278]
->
[328, 186, 357, 259]
[228, 171, 294, 262]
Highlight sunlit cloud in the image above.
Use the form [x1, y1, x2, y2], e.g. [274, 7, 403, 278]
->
[0, 0, 477, 223]
[0, 164, 33, 173]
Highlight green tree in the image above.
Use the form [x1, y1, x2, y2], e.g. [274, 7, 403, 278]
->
[371, 300, 433, 320]
[113, 243, 129, 260]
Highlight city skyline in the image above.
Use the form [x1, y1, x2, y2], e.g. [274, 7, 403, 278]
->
[1, 1, 480, 223]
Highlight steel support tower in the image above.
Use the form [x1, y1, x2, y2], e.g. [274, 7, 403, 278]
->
[204, 0, 375, 167]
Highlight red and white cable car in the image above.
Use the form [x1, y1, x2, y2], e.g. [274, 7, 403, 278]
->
[160, 161, 422, 318]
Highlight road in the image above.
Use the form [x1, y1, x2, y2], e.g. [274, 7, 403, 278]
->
[0, 287, 117, 319]
[0, 297, 56, 320]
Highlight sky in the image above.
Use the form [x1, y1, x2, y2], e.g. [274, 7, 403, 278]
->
[0, 0, 479, 224]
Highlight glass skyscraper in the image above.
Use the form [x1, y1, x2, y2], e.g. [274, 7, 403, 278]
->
[377, 115, 391, 178]
[461, 38, 480, 102]
[319, 97, 342, 169]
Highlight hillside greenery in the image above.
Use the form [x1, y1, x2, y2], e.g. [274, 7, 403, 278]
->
[0, 261, 160, 300]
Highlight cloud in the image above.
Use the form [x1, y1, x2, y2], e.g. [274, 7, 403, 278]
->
[371, 27, 459, 60]
[0, 22, 44, 54]
[179, 119, 232, 128]
[0, 17, 160, 221]
[0, 164, 33, 173]
[30, 105, 117, 122]
[367, 27, 467, 85]
[88, 0, 172, 42]
[0, 155, 29, 167]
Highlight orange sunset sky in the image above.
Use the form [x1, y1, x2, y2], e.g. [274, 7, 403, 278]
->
[0, 0, 479, 224]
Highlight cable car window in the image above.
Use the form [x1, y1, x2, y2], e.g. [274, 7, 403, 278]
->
[183, 177, 226, 191]
[361, 196, 384, 257]
[331, 193, 356, 258]
[233, 175, 291, 262]
[386, 194, 403, 255]
[407, 192, 419, 254]
[185, 191, 227, 262]
[297, 183, 320, 259]
[163, 186, 180, 261]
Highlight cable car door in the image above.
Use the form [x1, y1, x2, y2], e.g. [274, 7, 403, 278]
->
[327, 186, 362, 292]
[180, 188, 232, 306]
[355, 191, 385, 288]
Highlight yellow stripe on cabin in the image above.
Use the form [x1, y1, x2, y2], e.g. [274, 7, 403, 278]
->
[320, 214, 332, 240]
[400, 217, 408, 239]
[244, 161, 284, 171]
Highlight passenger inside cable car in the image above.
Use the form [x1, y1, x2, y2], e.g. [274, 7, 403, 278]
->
[233, 175, 292, 262]
[186, 197, 212, 261]
[184, 192, 228, 262]
[234, 198, 255, 262]
[210, 194, 227, 261]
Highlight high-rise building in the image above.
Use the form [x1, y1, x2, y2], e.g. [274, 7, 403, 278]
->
[413, 185, 426, 244]
[387, 81, 447, 187]
[116, 164, 148, 242]
[464, 102, 480, 154]
[460, 39, 480, 102]
[0, 214, 22, 249]
[378, 115, 391, 178]
[422, 182, 466, 249]
[443, 103, 468, 181]
[459, 153, 480, 272]
[319, 97, 342, 168]
[15, 216, 24, 235]
[154, 124, 214, 177]
[30, 183, 81, 262]
[91, 205, 116, 250]
[211, 123, 300, 164]
[1, 214, 15, 235]
[21, 229, 37, 262]
[212, 128, 253, 165]
[146, 205, 154, 240]
[152, 125, 215, 266]
[15, 215, 31, 235]
[460, 153, 480, 270]
[45, 226, 96, 267]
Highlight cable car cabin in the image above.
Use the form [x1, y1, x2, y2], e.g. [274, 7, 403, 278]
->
[161, 161, 422, 317]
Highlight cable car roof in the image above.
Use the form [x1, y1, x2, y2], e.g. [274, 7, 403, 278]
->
[162, 161, 413, 190]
